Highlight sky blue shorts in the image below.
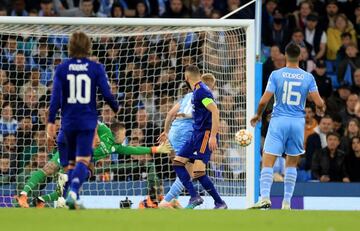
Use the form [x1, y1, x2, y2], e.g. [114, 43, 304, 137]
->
[263, 116, 305, 156]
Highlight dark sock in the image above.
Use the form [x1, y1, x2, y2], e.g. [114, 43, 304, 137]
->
[173, 165, 197, 198]
[70, 162, 89, 198]
[198, 175, 222, 204]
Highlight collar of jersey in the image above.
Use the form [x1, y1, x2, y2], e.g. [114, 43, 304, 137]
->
[194, 81, 202, 90]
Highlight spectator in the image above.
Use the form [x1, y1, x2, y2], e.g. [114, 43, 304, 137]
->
[336, 32, 353, 66]
[8, 51, 31, 87]
[304, 115, 333, 170]
[262, 45, 281, 90]
[332, 113, 344, 136]
[210, 9, 221, 19]
[192, 0, 217, 18]
[326, 14, 357, 61]
[32, 37, 54, 71]
[10, 0, 28, 16]
[321, 0, 339, 30]
[304, 13, 327, 60]
[135, 1, 150, 18]
[312, 132, 349, 182]
[339, 93, 358, 125]
[19, 68, 47, 101]
[60, 0, 96, 17]
[289, 0, 313, 31]
[354, 3, 360, 46]
[338, 43, 360, 85]
[351, 69, 360, 94]
[39, 0, 58, 16]
[0, 154, 13, 185]
[134, 108, 160, 146]
[311, 60, 332, 99]
[223, 0, 254, 19]
[101, 104, 117, 126]
[299, 46, 315, 72]
[345, 136, 360, 182]
[139, 82, 158, 123]
[339, 118, 360, 155]
[262, 8, 291, 53]
[304, 104, 317, 147]
[326, 84, 351, 115]
[19, 130, 47, 169]
[16, 116, 33, 154]
[289, 28, 312, 53]
[0, 103, 18, 141]
[261, 0, 278, 32]
[161, 0, 189, 18]
[1, 81, 17, 103]
[0, 35, 18, 70]
[0, 5, 7, 16]
[110, 2, 125, 17]
[0, 70, 8, 87]
[16, 87, 39, 124]
[0, 134, 18, 175]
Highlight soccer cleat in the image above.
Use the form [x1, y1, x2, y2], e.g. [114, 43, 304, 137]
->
[281, 201, 291, 210]
[35, 197, 45, 208]
[158, 200, 174, 209]
[249, 198, 272, 210]
[15, 194, 29, 208]
[185, 196, 204, 209]
[65, 191, 84, 210]
[171, 199, 183, 209]
[214, 201, 228, 209]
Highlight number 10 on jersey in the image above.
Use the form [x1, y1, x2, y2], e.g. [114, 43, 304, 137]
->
[282, 81, 301, 106]
[67, 74, 91, 104]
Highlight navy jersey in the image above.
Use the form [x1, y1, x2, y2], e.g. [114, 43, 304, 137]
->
[192, 81, 214, 131]
[48, 58, 119, 130]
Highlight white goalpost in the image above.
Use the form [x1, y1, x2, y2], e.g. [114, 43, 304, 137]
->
[0, 17, 255, 209]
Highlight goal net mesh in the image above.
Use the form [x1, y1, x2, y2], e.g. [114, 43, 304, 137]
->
[0, 22, 248, 207]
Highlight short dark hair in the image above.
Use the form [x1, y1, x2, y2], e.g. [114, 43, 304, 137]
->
[285, 43, 301, 61]
[305, 103, 315, 112]
[110, 121, 126, 134]
[185, 65, 200, 76]
[341, 32, 352, 39]
[326, 132, 340, 140]
[320, 114, 333, 122]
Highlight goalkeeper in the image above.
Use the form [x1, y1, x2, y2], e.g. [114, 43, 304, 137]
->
[15, 121, 171, 208]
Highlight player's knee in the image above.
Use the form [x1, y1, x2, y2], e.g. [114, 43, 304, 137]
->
[42, 162, 60, 176]
[193, 171, 206, 180]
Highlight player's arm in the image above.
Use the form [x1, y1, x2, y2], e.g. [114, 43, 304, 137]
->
[204, 98, 219, 151]
[308, 74, 326, 114]
[158, 103, 180, 143]
[113, 142, 172, 155]
[97, 64, 119, 113]
[47, 68, 62, 139]
[250, 91, 274, 127]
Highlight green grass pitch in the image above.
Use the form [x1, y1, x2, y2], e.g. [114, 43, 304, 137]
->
[1, 209, 359, 231]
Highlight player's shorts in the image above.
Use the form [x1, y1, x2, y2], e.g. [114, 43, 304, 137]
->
[169, 125, 193, 154]
[177, 130, 218, 164]
[263, 116, 305, 156]
[63, 129, 95, 159]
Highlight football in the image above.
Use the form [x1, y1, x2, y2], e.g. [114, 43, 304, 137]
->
[235, 129, 252, 147]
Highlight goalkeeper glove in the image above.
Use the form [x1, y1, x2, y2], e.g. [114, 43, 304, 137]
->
[151, 142, 173, 154]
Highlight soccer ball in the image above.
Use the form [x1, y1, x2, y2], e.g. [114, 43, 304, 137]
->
[235, 129, 252, 147]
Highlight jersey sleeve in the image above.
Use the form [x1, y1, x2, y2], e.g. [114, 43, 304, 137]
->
[308, 73, 318, 92]
[96, 64, 119, 113]
[265, 72, 276, 93]
[113, 144, 152, 156]
[48, 66, 62, 123]
[97, 121, 113, 139]
[196, 88, 214, 107]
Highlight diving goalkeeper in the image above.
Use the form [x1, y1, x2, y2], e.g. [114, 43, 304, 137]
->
[15, 121, 171, 208]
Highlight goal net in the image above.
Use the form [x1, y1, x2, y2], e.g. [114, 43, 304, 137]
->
[0, 17, 255, 209]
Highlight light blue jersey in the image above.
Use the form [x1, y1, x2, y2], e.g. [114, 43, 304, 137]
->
[266, 67, 318, 118]
[169, 93, 194, 153]
[264, 67, 318, 156]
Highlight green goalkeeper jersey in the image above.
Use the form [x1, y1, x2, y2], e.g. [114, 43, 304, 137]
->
[50, 121, 153, 165]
